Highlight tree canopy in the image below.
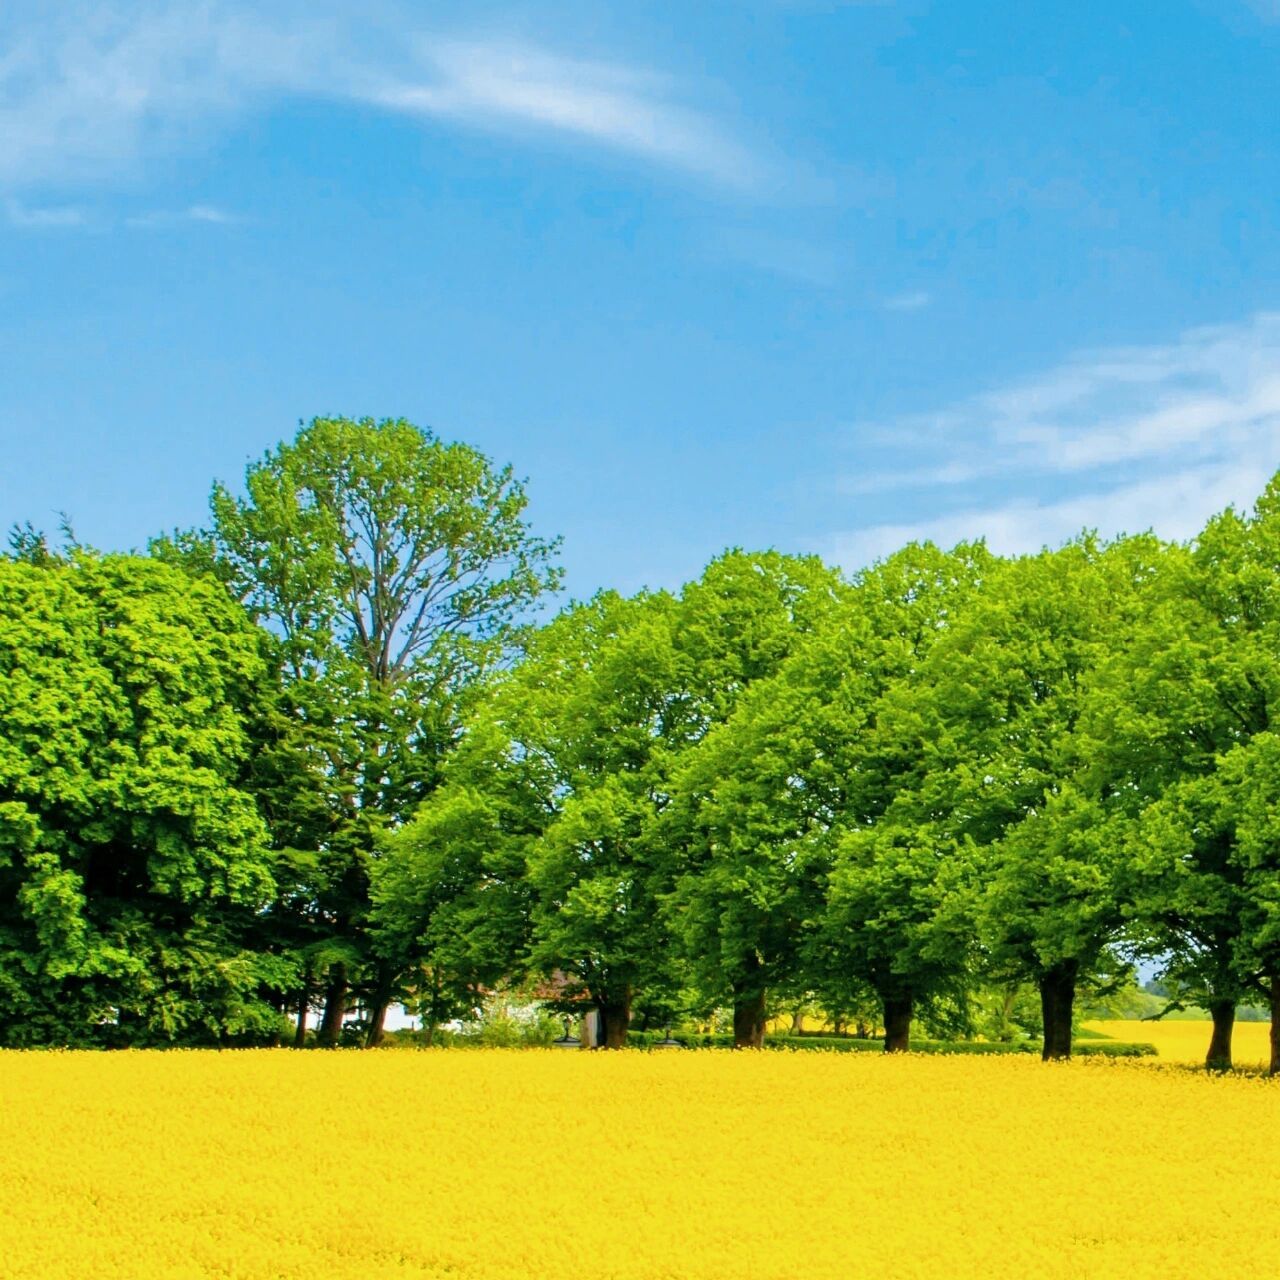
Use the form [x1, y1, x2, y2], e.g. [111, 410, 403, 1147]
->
[0, 552, 283, 1045]
[13, 424, 1280, 1073]
[157, 416, 561, 1045]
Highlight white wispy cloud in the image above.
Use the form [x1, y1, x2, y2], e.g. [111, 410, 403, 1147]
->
[124, 203, 240, 227]
[883, 289, 931, 312]
[6, 199, 85, 226]
[848, 313, 1280, 489]
[825, 313, 1280, 567]
[828, 459, 1277, 567]
[0, 3, 762, 192]
[186, 202, 236, 223]
[709, 225, 847, 286]
[0, 4, 291, 187]
[372, 40, 761, 189]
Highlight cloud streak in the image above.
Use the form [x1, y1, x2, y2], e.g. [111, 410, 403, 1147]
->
[826, 313, 1280, 567]
[828, 459, 1279, 567]
[0, 3, 763, 192]
[372, 40, 761, 189]
[854, 313, 1280, 488]
[124, 203, 240, 227]
[883, 289, 931, 312]
[6, 199, 85, 226]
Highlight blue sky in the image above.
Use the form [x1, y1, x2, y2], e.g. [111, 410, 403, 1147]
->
[4, 0, 1280, 599]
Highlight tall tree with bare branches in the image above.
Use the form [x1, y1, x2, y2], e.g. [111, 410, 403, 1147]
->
[161, 417, 560, 1044]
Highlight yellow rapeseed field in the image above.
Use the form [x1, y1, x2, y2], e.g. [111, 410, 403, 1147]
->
[5, 1049, 1280, 1280]
[1085, 1018, 1274, 1066]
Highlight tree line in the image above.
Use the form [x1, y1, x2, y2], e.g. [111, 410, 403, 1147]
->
[4, 417, 1280, 1072]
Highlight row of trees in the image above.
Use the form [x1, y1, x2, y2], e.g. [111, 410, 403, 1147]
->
[2, 419, 558, 1049]
[4, 417, 1280, 1070]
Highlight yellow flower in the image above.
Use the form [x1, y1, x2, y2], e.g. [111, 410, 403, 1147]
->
[3, 1042, 1278, 1278]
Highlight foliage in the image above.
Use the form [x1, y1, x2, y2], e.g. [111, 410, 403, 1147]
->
[18, 425, 1280, 1073]
[383, 589, 686, 1044]
[663, 543, 990, 1045]
[0, 552, 286, 1045]
[158, 416, 561, 1043]
[1082, 485, 1280, 1045]
[865, 536, 1167, 1056]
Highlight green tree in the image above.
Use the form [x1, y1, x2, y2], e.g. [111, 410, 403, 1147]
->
[378, 590, 681, 1047]
[369, 765, 534, 1043]
[511, 590, 694, 1047]
[909, 535, 1164, 1059]
[0, 552, 285, 1045]
[162, 416, 560, 1045]
[808, 543, 991, 1051]
[376, 550, 847, 1048]
[668, 543, 988, 1049]
[1085, 493, 1280, 1070]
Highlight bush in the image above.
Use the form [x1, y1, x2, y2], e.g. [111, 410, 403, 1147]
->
[1071, 1041, 1157, 1058]
[645, 1032, 1158, 1057]
[455, 997, 565, 1048]
[339, 1021, 371, 1048]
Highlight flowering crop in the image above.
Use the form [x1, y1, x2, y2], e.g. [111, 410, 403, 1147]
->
[4, 1049, 1280, 1279]
[1086, 1018, 1273, 1066]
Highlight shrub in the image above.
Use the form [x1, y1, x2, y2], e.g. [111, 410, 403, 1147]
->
[1071, 1041, 1157, 1058]
[644, 1032, 1158, 1057]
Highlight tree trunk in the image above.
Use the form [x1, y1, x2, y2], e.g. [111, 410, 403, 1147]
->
[732, 989, 767, 1048]
[790, 1010, 804, 1036]
[1039, 960, 1078, 1061]
[882, 992, 912, 1053]
[365, 999, 390, 1048]
[732, 954, 767, 1048]
[855, 1020, 871, 1040]
[292, 991, 308, 1049]
[1205, 999, 1235, 1072]
[1270, 977, 1280, 1077]
[364, 962, 396, 1048]
[598, 989, 632, 1049]
[316, 962, 348, 1048]
[995, 988, 1014, 1041]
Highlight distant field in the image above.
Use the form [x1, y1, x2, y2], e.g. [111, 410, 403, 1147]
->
[1086, 1018, 1273, 1066]
[5, 1049, 1280, 1279]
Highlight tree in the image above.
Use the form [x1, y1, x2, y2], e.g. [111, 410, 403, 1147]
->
[518, 550, 855, 1048]
[660, 550, 853, 1047]
[1085, 491, 1280, 1070]
[378, 590, 683, 1048]
[910, 535, 1164, 1059]
[1116, 776, 1249, 1070]
[516, 591, 691, 1047]
[809, 543, 991, 1051]
[668, 542, 988, 1049]
[370, 763, 534, 1043]
[821, 824, 978, 1053]
[377, 551, 848, 1049]
[667, 668, 849, 1049]
[160, 416, 560, 1045]
[0, 552, 285, 1045]
[982, 786, 1132, 1061]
